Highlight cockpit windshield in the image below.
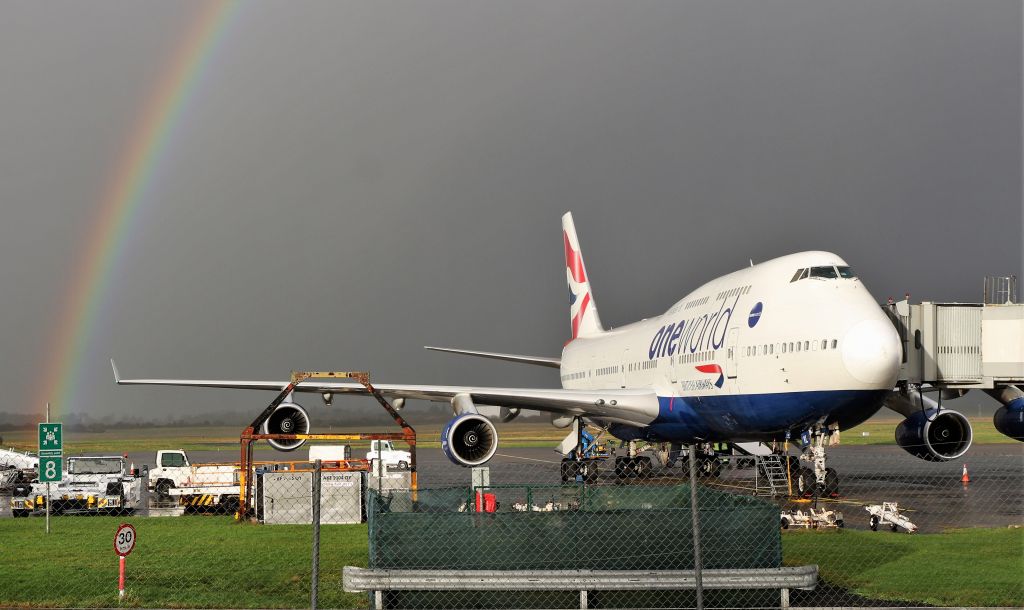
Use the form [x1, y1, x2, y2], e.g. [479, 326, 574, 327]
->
[809, 266, 838, 279]
[791, 265, 857, 282]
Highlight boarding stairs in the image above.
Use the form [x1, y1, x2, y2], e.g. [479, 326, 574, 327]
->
[755, 455, 790, 497]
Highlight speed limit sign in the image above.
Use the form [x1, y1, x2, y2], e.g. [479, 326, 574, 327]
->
[114, 523, 136, 556]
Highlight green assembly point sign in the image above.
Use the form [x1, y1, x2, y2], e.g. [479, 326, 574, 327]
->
[39, 456, 62, 482]
[38, 423, 62, 457]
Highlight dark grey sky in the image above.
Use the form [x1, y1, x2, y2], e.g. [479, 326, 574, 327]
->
[0, 1, 1020, 421]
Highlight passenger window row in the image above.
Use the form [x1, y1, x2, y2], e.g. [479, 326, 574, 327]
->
[743, 339, 838, 357]
[560, 371, 587, 382]
[715, 285, 752, 301]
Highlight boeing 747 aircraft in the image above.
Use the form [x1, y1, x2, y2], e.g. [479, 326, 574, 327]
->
[114, 212, 987, 495]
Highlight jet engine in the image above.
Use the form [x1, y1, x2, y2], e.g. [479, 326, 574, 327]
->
[441, 413, 499, 467]
[261, 402, 311, 452]
[895, 408, 972, 461]
[993, 405, 1024, 441]
[987, 386, 1024, 442]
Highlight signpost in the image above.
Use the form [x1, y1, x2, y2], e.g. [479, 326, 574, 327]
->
[114, 523, 137, 600]
[39, 405, 62, 534]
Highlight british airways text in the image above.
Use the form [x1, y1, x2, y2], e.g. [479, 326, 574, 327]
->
[648, 294, 742, 359]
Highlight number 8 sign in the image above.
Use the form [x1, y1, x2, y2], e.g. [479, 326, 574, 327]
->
[114, 524, 136, 556]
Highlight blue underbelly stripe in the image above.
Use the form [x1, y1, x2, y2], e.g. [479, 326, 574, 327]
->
[637, 388, 889, 443]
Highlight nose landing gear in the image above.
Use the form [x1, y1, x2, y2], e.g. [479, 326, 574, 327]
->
[794, 425, 841, 498]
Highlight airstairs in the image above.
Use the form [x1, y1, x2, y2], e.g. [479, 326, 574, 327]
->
[755, 455, 791, 497]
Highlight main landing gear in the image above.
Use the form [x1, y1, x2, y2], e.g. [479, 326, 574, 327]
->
[609, 440, 647, 479]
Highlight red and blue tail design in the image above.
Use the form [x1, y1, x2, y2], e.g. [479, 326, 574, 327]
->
[562, 212, 603, 340]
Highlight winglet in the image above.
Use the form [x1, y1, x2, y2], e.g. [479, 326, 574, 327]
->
[110, 359, 121, 384]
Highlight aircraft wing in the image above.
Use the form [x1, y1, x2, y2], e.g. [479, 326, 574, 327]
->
[111, 360, 657, 426]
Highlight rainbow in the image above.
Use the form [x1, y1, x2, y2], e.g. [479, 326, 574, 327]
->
[35, 1, 240, 417]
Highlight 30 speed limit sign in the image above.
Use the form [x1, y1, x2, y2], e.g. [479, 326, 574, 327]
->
[114, 524, 136, 556]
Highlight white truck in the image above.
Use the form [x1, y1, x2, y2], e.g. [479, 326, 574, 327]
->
[10, 455, 142, 517]
[366, 440, 411, 472]
[149, 449, 239, 510]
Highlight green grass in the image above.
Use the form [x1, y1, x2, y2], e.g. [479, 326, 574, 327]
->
[2, 516, 1020, 608]
[783, 527, 1024, 606]
[0, 423, 571, 455]
[840, 417, 1011, 445]
[0, 516, 368, 608]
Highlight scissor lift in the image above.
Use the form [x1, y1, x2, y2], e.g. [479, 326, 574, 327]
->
[236, 370, 416, 520]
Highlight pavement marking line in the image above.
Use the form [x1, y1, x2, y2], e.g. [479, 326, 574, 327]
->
[494, 453, 564, 465]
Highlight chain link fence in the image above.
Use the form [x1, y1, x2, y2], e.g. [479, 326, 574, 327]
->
[1, 438, 1021, 608]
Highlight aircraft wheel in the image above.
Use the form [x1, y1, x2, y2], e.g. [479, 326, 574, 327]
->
[12, 509, 28, 518]
[636, 457, 652, 478]
[795, 468, 815, 497]
[780, 516, 791, 529]
[583, 461, 599, 483]
[614, 457, 628, 478]
[824, 468, 840, 497]
[560, 460, 575, 483]
[870, 515, 879, 531]
[890, 523, 899, 532]
[836, 519, 845, 528]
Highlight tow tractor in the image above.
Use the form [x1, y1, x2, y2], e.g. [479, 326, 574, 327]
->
[866, 502, 917, 533]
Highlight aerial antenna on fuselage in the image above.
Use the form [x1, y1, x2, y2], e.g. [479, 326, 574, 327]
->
[749, 258, 754, 267]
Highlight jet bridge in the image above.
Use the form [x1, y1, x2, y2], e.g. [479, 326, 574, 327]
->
[882, 276, 1024, 442]
[883, 276, 1023, 389]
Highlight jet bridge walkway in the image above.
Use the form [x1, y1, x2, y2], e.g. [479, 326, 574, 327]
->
[883, 276, 1024, 390]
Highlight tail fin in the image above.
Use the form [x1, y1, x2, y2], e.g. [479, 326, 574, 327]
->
[562, 212, 604, 339]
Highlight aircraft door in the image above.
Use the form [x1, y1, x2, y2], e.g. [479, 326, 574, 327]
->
[725, 327, 739, 380]
[621, 349, 629, 388]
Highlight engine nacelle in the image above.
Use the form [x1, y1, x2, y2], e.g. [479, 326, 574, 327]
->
[993, 402, 1024, 441]
[986, 386, 1024, 442]
[441, 413, 499, 467]
[895, 408, 972, 461]
[262, 402, 311, 452]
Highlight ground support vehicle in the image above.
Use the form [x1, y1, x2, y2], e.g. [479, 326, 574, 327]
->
[149, 449, 243, 511]
[780, 507, 844, 529]
[560, 427, 612, 483]
[866, 502, 917, 532]
[10, 456, 142, 517]
[366, 440, 411, 472]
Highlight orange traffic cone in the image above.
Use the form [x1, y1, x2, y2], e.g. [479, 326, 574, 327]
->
[961, 464, 970, 484]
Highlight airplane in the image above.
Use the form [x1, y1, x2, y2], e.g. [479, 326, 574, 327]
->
[114, 211, 992, 496]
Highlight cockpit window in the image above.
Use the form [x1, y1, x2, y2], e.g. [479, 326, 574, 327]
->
[790, 268, 810, 282]
[809, 266, 838, 279]
[837, 266, 856, 279]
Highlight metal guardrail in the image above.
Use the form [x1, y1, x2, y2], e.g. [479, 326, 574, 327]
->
[343, 565, 818, 609]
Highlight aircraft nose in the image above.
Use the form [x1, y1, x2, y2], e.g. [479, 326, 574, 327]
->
[841, 318, 901, 386]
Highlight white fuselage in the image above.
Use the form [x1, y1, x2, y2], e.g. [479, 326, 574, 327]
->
[559, 252, 901, 443]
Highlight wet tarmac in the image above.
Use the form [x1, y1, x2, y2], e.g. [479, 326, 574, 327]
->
[3, 443, 1020, 532]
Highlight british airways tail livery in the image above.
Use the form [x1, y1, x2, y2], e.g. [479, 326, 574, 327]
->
[113, 211, 977, 494]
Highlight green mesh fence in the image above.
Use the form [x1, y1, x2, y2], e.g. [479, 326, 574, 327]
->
[366, 484, 781, 608]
